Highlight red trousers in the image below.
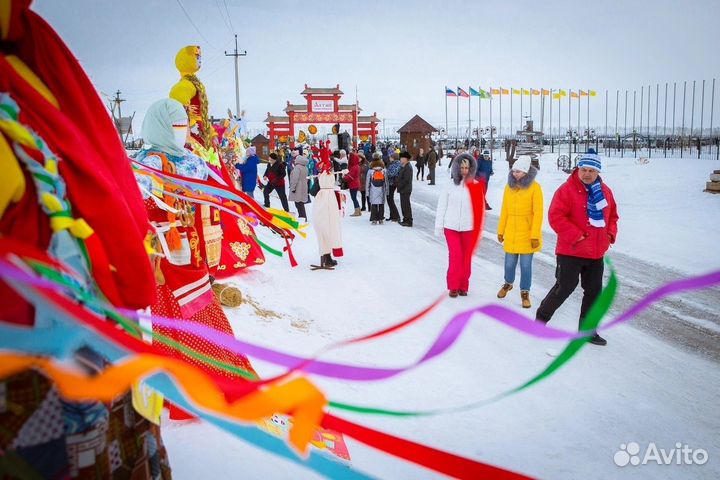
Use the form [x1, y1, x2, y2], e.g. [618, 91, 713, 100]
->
[444, 228, 474, 291]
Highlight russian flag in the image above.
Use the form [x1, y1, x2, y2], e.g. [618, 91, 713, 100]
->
[445, 87, 457, 97]
[457, 87, 470, 98]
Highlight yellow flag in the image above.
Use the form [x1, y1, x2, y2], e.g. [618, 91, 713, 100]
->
[570, 91, 579, 98]
[532, 89, 540, 95]
[491, 88, 500, 95]
[501, 88, 509, 95]
[522, 89, 530, 96]
[579, 90, 588, 97]
[559, 90, 567, 97]
[541, 89, 550, 96]
[589, 90, 597, 97]
[513, 89, 521, 95]
[552, 93, 562, 100]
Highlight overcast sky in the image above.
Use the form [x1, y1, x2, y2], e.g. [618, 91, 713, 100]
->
[34, 0, 720, 136]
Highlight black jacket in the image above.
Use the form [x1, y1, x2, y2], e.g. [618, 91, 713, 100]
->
[396, 162, 414, 194]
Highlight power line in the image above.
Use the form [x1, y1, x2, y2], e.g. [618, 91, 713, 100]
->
[174, 0, 221, 51]
[215, 0, 233, 35]
[222, 0, 236, 33]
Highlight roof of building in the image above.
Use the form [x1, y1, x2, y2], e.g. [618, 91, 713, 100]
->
[264, 115, 290, 123]
[358, 115, 380, 123]
[251, 134, 269, 143]
[301, 85, 343, 95]
[396, 115, 438, 133]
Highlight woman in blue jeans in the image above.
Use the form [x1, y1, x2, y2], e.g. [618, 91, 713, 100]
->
[496, 156, 544, 308]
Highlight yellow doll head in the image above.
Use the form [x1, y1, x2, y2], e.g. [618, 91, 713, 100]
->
[174, 45, 201, 75]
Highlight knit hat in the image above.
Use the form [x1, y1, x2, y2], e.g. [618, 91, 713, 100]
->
[247, 146, 256, 156]
[512, 155, 532, 173]
[578, 148, 601, 172]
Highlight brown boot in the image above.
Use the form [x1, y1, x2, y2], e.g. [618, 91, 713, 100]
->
[521, 290, 531, 309]
[350, 207, 361, 217]
[497, 283, 513, 298]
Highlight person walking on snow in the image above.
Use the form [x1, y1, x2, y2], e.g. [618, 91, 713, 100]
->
[262, 152, 290, 212]
[396, 151, 414, 227]
[535, 148, 619, 346]
[366, 152, 388, 225]
[288, 146, 309, 222]
[344, 150, 362, 216]
[496, 155, 543, 309]
[434, 152, 478, 297]
[235, 146, 260, 198]
[475, 149, 494, 210]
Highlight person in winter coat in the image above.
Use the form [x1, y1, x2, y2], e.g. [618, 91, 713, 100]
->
[358, 152, 370, 211]
[235, 146, 260, 198]
[426, 146, 438, 185]
[288, 148, 309, 222]
[475, 149, 494, 210]
[434, 152, 478, 297]
[312, 157, 344, 268]
[262, 152, 290, 212]
[396, 151, 414, 227]
[496, 156, 543, 309]
[535, 149, 619, 346]
[365, 154, 388, 224]
[385, 152, 402, 221]
[344, 151, 362, 216]
[415, 147, 426, 181]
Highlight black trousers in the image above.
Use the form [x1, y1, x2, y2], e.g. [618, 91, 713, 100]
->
[294, 201, 307, 220]
[263, 184, 289, 212]
[427, 167, 436, 184]
[361, 191, 367, 210]
[536, 254, 604, 329]
[416, 165, 425, 180]
[386, 185, 400, 220]
[370, 204, 384, 221]
[399, 192, 412, 223]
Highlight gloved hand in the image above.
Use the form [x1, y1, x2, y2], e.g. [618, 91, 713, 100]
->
[341, 168, 349, 175]
[497, 234, 504, 243]
[530, 238, 539, 249]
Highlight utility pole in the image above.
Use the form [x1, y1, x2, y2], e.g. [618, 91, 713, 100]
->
[225, 34, 247, 118]
[112, 90, 125, 119]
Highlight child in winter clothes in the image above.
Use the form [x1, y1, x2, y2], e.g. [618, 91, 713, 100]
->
[496, 155, 543, 308]
[365, 154, 388, 224]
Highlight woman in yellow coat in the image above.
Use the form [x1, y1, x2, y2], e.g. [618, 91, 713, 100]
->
[496, 155, 543, 308]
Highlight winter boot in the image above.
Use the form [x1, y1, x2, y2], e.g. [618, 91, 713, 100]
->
[589, 333, 607, 346]
[448, 289, 459, 298]
[497, 283, 513, 298]
[328, 255, 338, 266]
[321, 255, 334, 269]
[520, 290, 531, 308]
[350, 207, 361, 217]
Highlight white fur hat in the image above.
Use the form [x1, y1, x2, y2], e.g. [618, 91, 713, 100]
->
[512, 155, 532, 173]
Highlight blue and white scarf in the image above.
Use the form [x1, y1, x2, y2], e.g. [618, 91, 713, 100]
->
[584, 178, 608, 227]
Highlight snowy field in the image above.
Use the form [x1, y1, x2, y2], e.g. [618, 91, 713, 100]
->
[162, 154, 720, 479]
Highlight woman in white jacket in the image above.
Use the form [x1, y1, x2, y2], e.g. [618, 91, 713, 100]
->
[434, 152, 478, 297]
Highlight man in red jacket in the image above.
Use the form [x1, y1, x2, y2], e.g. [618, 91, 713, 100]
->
[535, 149, 619, 346]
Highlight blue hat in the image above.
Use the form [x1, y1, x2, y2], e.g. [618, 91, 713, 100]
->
[578, 148, 601, 172]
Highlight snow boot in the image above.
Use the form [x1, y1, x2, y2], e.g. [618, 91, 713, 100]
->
[328, 255, 338, 266]
[448, 289, 459, 298]
[350, 207, 361, 217]
[520, 290, 531, 308]
[497, 283, 513, 298]
[589, 333, 607, 346]
[458, 290, 468, 296]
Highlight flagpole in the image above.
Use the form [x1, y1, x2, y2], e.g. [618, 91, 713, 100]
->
[489, 90, 494, 161]
[499, 87, 503, 157]
[549, 90, 553, 139]
[510, 87, 513, 136]
[700, 80, 705, 140]
[640, 86, 644, 137]
[530, 89, 533, 119]
[468, 89, 471, 145]
[478, 89, 482, 145]
[690, 80, 696, 137]
[655, 83, 660, 139]
[456, 89, 459, 148]
[682, 81, 687, 153]
[568, 88, 572, 157]
[587, 89, 590, 150]
[663, 83, 668, 137]
[577, 90, 581, 139]
[445, 86, 448, 148]
[605, 89, 608, 154]
[520, 89, 523, 127]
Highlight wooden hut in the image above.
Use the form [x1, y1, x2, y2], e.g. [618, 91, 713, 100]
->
[251, 134, 270, 160]
[397, 115, 438, 158]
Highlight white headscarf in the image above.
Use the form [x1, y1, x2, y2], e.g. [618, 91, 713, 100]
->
[141, 98, 188, 157]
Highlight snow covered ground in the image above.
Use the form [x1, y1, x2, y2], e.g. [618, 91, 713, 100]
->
[162, 154, 720, 479]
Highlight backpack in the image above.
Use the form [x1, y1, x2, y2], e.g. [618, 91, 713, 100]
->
[370, 169, 385, 188]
